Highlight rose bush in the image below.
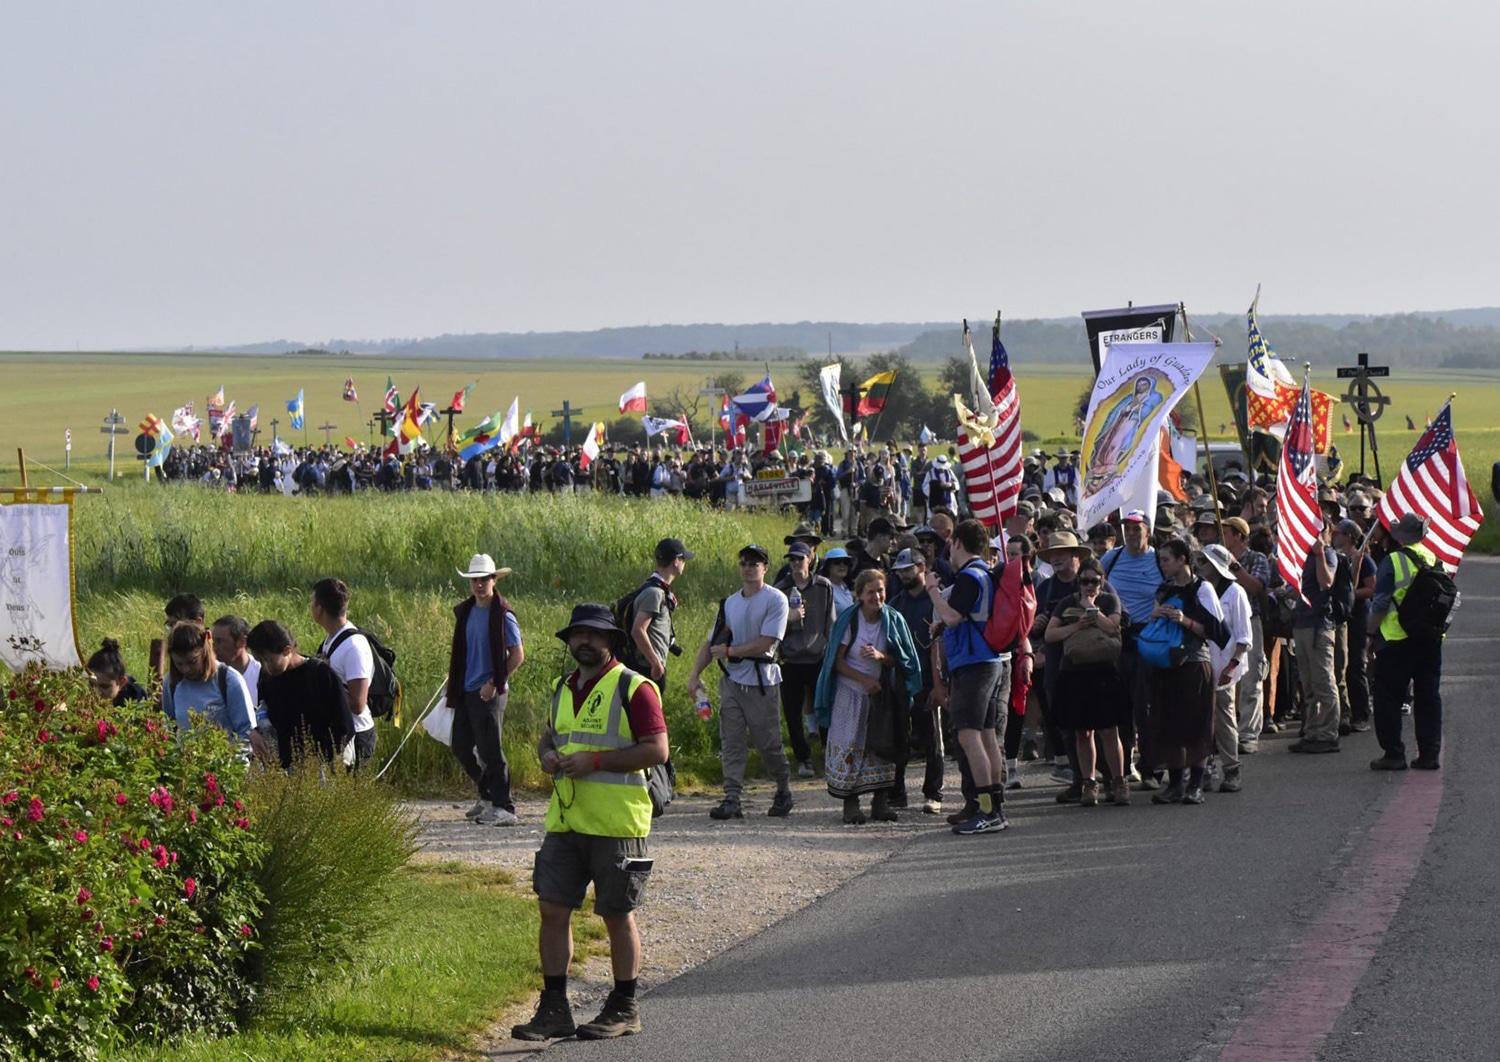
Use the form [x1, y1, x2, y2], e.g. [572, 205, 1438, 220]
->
[0, 664, 265, 1061]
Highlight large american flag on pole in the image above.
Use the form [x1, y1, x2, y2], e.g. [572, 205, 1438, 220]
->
[956, 316, 1023, 527]
[1273, 372, 1321, 597]
[1376, 402, 1482, 568]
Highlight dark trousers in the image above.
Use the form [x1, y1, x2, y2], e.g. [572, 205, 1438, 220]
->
[1119, 636, 1153, 768]
[896, 692, 944, 802]
[1346, 624, 1371, 724]
[779, 661, 821, 764]
[1373, 638, 1443, 762]
[451, 689, 514, 811]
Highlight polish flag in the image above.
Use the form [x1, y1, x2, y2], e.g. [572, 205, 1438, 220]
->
[619, 382, 648, 413]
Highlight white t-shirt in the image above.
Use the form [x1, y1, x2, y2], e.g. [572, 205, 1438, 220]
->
[720, 585, 789, 686]
[322, 621, 376, 733]
[240, 657, 263, 725]
[1211, 581, 1252, 688]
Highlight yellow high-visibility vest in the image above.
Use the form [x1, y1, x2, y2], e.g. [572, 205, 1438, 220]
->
[1379, 543, 1438, 644]
[545, 664, 655, 838]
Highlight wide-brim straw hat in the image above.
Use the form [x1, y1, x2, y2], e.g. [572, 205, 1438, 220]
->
[457, 553, 513, 580]
[1038, 531, 1093, 562]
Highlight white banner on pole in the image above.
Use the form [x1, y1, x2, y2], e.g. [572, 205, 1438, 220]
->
[1076, 343, 1217, 533]
[0, 498, 84, 670]
[818, 364, 847, 442]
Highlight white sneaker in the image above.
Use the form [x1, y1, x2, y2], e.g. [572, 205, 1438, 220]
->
[921, 798, 943, 815]
[476, 805, 519, 826]
[1126, 765, 1142, 785]
[1005, 766, 1022, 791]
[464, 800, 488, 820]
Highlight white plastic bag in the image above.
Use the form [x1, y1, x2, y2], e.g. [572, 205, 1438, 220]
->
[421, 695, 454, 747]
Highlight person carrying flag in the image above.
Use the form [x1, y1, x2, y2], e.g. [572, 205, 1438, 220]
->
[1367, 515, 1445, 771]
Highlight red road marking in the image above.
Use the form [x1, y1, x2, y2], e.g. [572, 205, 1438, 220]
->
[1219, 771, 1444, 1061]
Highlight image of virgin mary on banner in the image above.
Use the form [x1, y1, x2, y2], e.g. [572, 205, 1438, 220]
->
[1077, 342, 1217, 532]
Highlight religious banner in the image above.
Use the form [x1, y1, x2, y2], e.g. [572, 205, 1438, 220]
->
[1081, 303, 1179, 375]
[818, 364, 848, 442]
[0, 495, 84, 670]
[1077, 342, 1217, 532]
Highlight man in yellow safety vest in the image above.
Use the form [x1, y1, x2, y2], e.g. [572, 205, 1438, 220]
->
[1368, 514, 1446, 771]
[511, 603, 670, 1042]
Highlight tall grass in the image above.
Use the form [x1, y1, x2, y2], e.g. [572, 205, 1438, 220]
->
[72, 487, 792, 793]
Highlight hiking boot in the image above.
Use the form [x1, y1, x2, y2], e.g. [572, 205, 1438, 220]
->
[709, 798, 744, 820]
[870, 791, 898, 822]
[575, 991, 641, 1040]
[1219, 770, 1242, 793]
[1079, 780, 1099, 808]
[512, 990, 576, 1041]
[1152, 782, 1185, 805]
[886, 791, 908, 810]
[1110, 779, 1132, 806]
[842, 797, 867, 825]
[1339, 720, 1353, 737]
[476, 805, 518, 826]
[1289, 739, 1340, 754]
[945, 803, 980, 826]
[1369, 755, 1408, 771]
[1135, 772, 1161, 791]
[463, 799, 488, 820]
[1182, 785, 1205, 805]
[1411, 755, 1441, 771]
[1238, 741, 1260, 755]
[1055, 784, 1083, 804]
[796, 760, 816, 779]
[767, 790, 795, 817]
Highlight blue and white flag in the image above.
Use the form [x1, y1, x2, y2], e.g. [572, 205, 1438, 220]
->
[919, 424, 937, 444]
[147, 422, 174, 468]
[287, 389, 305, 430]
[732, 375, 777, 422]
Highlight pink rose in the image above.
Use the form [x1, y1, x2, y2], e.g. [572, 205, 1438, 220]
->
[86, 975, 100, 991]
[73, 830, 88, 844]
[77, 888, 92, 905]
[100, 936, 114, 952]
[240, 924, 252, 937]
[26, 798, 44, 822]
[1, 791, 16, 805]
[184, 877, 197, 899]
[114, 793, 128, 806]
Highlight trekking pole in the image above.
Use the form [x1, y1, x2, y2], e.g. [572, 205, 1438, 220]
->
[374, 681, 447, 781]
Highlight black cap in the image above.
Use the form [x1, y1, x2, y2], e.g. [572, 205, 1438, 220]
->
[785, 542, 814, 559]
[656, 537, 695, 563]
[739, 544, 770, 563]
[555, 603, 625, 642]
[867, 517, 895, 537]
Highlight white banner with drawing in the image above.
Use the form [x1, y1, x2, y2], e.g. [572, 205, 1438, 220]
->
[0, 499, 83, 669]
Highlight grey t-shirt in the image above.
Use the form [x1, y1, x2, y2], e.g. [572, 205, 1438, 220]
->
[633, 581, 673, 666]
[721, 585, 789, 686]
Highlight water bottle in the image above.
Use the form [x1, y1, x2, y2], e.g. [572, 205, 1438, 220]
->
[786, 586, 803, 630]
[696, 692, 713, 721]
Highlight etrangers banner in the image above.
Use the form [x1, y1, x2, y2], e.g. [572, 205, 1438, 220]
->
[0, 496, 84, 670]
[1077, 342, 1217, 532]
[1081, 303, 1179, 375]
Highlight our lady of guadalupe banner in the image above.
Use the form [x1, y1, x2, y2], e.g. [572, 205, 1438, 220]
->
[1076, 342, 1217, 532]
[0, 494, 84, 670]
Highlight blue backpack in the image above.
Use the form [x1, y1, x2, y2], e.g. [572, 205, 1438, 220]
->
[1137, 585, 1196, 669]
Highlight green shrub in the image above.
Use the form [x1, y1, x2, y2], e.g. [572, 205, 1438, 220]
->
[241, 761, 419, 1013]
[0, 665, 265, 1061]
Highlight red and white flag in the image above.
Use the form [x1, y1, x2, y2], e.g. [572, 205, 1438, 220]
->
[956, 319, 1023, 528]
[1375, 402, 1483, 568]
[580, 422, 603, 469]
[619, 381, 648, 413]
[1273, 372, 1322, 598]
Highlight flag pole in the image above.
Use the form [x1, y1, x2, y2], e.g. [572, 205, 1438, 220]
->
[1181, 303, 1225, 543]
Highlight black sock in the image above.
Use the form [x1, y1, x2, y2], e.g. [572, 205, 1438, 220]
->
[985, 784, 1004, 808]
[544, 974, 567, 994]
[1168, 768, 1185, 787]
[1188, 766, 1205, 789]
[614, 978, 638, 999]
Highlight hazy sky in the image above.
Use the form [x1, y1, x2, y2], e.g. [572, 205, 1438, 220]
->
[3, 1, 1496, 349]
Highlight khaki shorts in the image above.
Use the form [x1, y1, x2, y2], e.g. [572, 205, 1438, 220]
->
[533, 832, 651, 916]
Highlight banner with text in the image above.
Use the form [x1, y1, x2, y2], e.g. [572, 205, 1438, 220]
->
[0, 497, 84, 670]
[1077, 342, 1217, 532]
[1081, 303, 1179, 375]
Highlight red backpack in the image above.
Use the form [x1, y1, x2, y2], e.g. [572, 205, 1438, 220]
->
[982, 554, 1037, 654]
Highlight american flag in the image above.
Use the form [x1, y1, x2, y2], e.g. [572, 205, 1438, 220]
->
[956, 317, 1023, 527]
[1273, 374, 1322, 596]
[1376, 403, 1483, 568]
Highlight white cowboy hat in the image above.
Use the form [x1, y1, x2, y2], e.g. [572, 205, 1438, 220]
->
[456, 553, 512, 580]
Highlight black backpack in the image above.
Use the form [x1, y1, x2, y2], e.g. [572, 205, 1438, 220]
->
[1395, 549, 1459, 642]
[1329, 552, 1356, 623]
[325, 627, 403, 722]
[612, 576, 677, 669]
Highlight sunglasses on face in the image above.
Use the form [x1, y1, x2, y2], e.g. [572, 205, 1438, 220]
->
[1078, 578, 1102, 586]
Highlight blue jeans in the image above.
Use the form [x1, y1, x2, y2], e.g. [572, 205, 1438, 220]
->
[1372, 637, 1443, 762]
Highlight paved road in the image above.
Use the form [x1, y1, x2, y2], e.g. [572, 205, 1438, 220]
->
[540, 558, 1500, 1062]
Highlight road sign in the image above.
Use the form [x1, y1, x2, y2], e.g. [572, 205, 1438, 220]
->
[134, 433, 156, 457]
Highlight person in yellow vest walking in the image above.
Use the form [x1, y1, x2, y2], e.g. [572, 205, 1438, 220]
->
[1368, 514, 1445, 771]
[511, 604, 670, 1042]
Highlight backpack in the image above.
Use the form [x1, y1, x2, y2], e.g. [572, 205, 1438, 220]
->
[1395, 548, 1459, 642]
[1137, 582, 1205, 668]
[1329, 552, 1356, 623]
[981, 554, 1036, 654]
[612, 576, 677, 669]
[325, 627, 403, 723]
